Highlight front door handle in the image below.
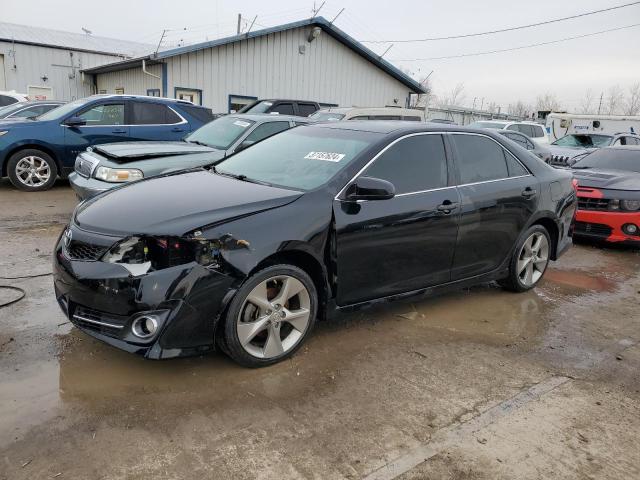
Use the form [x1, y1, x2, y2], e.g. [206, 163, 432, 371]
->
[522, 187, 537, 199]
[437, 201, 459, 214]
[112, 129, 127, 134]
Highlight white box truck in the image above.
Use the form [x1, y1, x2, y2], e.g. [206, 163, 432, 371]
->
[546, 113, 640, 142]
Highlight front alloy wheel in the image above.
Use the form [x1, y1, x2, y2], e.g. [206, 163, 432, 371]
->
[7, 149, 58, 191]
[223, 265, 317, 367]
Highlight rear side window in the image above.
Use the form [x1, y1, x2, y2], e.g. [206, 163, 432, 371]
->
[180, 105, 214, 123]
[532, 125, 545, 138]
[519, 125, 536, 137]
[244, 121, 290, 143]
[505, 153, 529, 176]
[271, 103, 294, 115]
[403, 116, 422, 121]
[504, 132, 528, 148]
[131, 102, 181, 125]
[364, 135, 448, 194]
[370, 115, 402, 120]
[453, 135, 509, 184]
[298, 103, 318, 117]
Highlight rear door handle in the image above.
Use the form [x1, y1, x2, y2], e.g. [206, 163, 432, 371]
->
[112, 129, 127, 134]
[522, 187, 537, 199]
[172, 127, 185, 132]
[437, 201, 459, 213]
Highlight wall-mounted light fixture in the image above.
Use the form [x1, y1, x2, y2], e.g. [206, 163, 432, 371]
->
[308, 26, 321, 43]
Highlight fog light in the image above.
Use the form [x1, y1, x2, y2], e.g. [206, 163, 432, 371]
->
[623, 223, 639, 235]
[131, 315, 159, 338]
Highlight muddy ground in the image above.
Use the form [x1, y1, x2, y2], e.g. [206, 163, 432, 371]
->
[0, 179, 639, 479]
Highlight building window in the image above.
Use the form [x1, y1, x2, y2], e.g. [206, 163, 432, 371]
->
[98, 89, 107, 94]
[115, 87, 125, 94]
[147, 88, 161, 97]
[175, 87, 202, 105]
[228, 94, 257, 113]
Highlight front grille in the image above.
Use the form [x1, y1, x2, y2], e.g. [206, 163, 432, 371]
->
[574, 221, 612, 236]
[549, 155, 571, 166]
[66, 240, 108, 261]
[577, 196, 611, 211]
[74, 154, 98, 178]
[72, 304, 128, 338]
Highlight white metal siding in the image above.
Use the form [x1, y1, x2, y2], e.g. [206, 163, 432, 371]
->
[0, 41, 124, 100]
[94, 26, 412, 112]
[96, 63, 162, 95]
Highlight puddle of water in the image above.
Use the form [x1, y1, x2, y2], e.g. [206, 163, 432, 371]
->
[544, 268, 617, 293]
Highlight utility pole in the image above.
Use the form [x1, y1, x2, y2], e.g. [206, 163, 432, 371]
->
[597, 91, 603, 115]
[237, 14, 242, 34]
[155, 29, 167, 55]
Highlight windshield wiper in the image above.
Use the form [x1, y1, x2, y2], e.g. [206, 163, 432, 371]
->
[213, 168, 272, 186]
[572, 166, 592, 169]
[186, 139, 211, 147]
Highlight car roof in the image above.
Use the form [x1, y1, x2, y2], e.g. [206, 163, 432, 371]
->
[227, 113, 311, 123]
[253, 99, 317, 103]
[88, 94, 204, 107]
[309, 120, 492, 135]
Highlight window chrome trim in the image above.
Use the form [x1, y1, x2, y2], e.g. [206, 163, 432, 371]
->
[335, 132, 446, 201]
[60, 105, 188, 128]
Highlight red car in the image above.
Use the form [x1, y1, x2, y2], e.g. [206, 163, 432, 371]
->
[571, 146, 640, 246]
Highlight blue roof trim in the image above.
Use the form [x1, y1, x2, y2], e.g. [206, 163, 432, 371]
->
[82, 17, 425, 94]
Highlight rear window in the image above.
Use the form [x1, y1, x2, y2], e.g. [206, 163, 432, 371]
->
[310, 112, 345, 122]
[298, 103, 318, 117]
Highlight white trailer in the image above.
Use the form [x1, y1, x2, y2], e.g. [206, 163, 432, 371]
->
[546, 113, 640, 142]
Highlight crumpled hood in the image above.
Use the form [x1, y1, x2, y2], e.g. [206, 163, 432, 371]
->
[572, 169, 640, 191]
[92, 141, 218, 161]
[75, 170, 303, 236]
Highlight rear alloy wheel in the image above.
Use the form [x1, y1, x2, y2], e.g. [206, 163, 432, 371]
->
[223, 265, 317, 367]
[7, 149, 58, 191]
[500, 225, 551, 292]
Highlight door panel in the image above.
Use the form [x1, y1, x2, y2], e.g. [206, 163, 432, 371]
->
[128, 101, 187, 141]
[334, 188, 460, 305]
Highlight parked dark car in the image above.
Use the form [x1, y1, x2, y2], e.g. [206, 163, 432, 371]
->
[548, 132, 640, 167]
[239, 99, 320, 117]
[53, 122, 576, 367]
[498, 130, 552, 163]
[571, 146, 640, 246]
[0, 95, 213, 191]
[70, 114, 311, 199]
[0, 100, 65, 120]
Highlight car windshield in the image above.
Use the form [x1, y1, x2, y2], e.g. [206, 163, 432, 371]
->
[185, 116, 256, 149]
[240, 101, 274, 114]
[215, 126, 381, 191]
[309, 111, 346, 122]
[572, 149, 640, 173]
[468, 121, 506, 129]
[38, 98, 88, 121]
[0, 102, 26, 117]
[552, 134, 612, 148]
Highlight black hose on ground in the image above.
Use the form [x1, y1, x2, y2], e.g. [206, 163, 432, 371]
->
[0, 285, 26, 308]
[0, 272, 52, 280]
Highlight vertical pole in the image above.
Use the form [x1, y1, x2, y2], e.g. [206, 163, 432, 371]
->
[237, 14, 242, 34]
[597, 92, 603, 115]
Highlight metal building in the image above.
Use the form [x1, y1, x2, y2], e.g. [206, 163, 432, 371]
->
[83, 17, 426, 113]
[0, 22, 150, 101]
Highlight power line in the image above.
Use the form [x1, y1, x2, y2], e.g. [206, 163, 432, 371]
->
[362, 1, 640, 43]
[392, 23, 640, 61]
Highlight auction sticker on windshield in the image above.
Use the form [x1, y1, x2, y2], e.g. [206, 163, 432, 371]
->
[233, 120, 251, 128]
[304, 151, 346, 162]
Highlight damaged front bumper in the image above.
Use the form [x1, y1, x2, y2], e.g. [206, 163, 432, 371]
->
[53, 225, 236, 359]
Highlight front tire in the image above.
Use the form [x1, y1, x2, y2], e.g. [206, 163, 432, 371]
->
[7, 149, 58, 191]
[223, 264, 317, 367]
[500, 225, 551, 292]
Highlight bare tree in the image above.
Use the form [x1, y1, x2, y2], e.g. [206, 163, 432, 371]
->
[535, 92, 561, 112]
[485, 101, 500, 114]
[605, 85, 624, 115]
[439, 83, 466, 107]
[410, 75, 434, 109]
[624, 82, 640, 115]
[508, 100, 533, 118]
[578, 89, 596, 114]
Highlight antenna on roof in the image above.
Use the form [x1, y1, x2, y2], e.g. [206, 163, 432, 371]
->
[380, 44, 393, 58]
[155, 29, 167, 55]
[312, 1, 325, 18]
[246, 15, 257, 34]
[330, 8, 345, 24]
[81, 27, 92, 35]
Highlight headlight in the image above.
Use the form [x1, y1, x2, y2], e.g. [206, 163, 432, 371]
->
[0, 130, 9, 137]
[621, 199, 640, 211]
[94, 166, 143, 183]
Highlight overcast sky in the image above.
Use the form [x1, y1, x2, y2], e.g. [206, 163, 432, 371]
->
[3, 0, 639, 112]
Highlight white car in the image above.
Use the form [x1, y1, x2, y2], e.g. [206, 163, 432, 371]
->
[0, 91, 29, 107]
[468, 120, 549, 145]
[310, 106, 425, 122]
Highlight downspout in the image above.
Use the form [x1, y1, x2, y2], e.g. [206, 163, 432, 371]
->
[142, 58, 162, 96]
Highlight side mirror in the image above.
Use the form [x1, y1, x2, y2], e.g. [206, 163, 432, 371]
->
[235, 140, 255, 152]
[65, 116, 86, 127]
[345, 176, 395, 201]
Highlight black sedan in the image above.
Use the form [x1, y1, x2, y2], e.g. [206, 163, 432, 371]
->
[53, 122, 577, 367]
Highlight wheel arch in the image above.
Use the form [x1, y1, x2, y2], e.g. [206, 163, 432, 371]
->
[529, 216, 560, 260]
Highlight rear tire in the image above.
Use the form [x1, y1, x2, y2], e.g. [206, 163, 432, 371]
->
[7, 149, 58, 191]
[223, 264, 317, 367]
[499, 225, 551, 292]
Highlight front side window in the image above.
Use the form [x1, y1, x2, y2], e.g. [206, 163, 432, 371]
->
[364, 135, 448, 194]
[131, 102, 181, 125]
[518, 125, 536, 137]
[244, 121, 290, 144]
[0, 95, 17, 107]
[453, 135, 509, 184]
[216, 126, 381, 191]
[185, 115, 255, 149]
[77, 103, 125, 125]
